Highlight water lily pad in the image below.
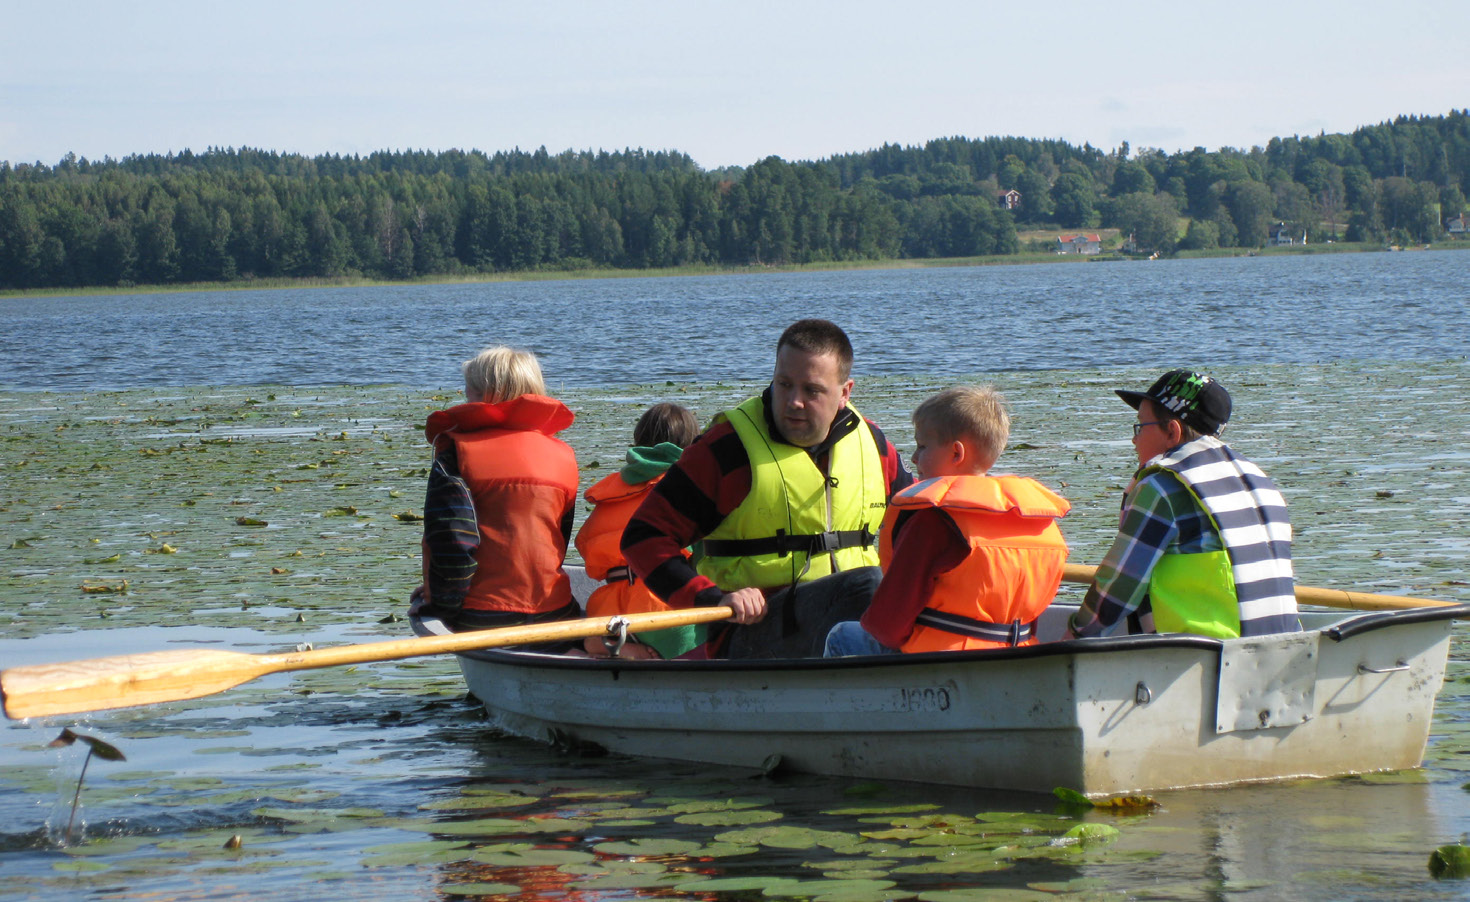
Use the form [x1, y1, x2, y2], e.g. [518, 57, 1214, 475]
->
[675, 876, 803, 892]
[440, 883, 521, 896]
[60, 835, 154, 856]
[52, 859, 111, 873]
[592, 837, 702, 856]
[571, 867, 709, 890]
[918, 890, 1051, 901]
[470, 845, 595, 866]
[675, 808, 783, 826]
[894, 853, 1013, 875]
[827, 804, 941, 816]
[1429, 844, 1470, 879]
[762, 877, 901, 900]
[694, 841, 761, 858]
[714, 825, 864, 851]
[1058, 823, 1121, 846]
[419, 792, 536, 811]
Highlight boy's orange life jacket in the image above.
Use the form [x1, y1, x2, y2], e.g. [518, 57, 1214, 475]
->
[425, 395, 578, 616]
[574, 471, 684, 617]
[879, 474, 1070, 653]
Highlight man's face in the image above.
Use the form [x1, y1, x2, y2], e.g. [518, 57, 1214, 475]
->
[770, 345, 853, 447]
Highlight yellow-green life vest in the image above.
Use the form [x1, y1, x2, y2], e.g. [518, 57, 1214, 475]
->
[1137, 464, 1240, 640]
[697, 395, 887, 590]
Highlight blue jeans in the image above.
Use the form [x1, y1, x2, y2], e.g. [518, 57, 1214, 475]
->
[824, 621, 901, 657]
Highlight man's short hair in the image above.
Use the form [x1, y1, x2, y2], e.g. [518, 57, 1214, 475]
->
[462, 346, 546, 404]
[777, 319, 854, 380]
[913, 385, 1010, 468]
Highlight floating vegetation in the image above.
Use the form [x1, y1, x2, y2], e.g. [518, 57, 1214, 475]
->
[1429, 844, 1470, 879]
[47, 728, 126, 845]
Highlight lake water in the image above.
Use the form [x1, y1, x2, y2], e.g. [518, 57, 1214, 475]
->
[2, 251, 1469, 392]
[1, 251, 1468, 901]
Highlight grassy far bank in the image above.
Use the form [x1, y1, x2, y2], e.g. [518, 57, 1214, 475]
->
[2, 237, 1464, 301]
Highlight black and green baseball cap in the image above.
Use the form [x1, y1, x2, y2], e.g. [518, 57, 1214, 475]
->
[1116, 370, 1231, 436]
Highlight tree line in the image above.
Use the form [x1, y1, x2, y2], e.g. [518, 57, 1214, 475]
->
[1, 111, 1466, 290]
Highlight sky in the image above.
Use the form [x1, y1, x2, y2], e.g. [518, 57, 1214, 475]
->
[3, 1, 1466, 170]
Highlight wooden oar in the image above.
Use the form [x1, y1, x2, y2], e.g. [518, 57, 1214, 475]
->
[1, 606, 733, 720]
[1061, 563, 1457, 612]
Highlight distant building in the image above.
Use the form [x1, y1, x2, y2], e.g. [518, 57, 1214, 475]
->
[1056, 234, 1102, 255]
[1447, 214, 1468, 234]
[996, 189, 1021, 211]
[1268, 222, 1297, 246]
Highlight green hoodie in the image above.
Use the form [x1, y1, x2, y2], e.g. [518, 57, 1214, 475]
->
[615, 441, 704, 659]
[619, 441, 684, 484]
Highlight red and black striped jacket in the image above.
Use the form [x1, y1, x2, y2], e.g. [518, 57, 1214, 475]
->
[621, 389, 913, 609]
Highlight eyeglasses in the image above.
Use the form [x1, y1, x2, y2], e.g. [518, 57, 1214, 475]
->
[1132, 421, 1162, 437]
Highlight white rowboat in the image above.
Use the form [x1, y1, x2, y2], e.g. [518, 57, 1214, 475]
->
[414, 567, 1466, 797]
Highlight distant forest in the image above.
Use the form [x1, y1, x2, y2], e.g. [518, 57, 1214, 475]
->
[1, 111, 1467, 290]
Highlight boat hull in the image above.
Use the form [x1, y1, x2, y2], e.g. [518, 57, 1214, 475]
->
[417, 572, 1464, 796]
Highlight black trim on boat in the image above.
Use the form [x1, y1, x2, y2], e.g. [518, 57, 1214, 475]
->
[1324, 603, 1470, 642]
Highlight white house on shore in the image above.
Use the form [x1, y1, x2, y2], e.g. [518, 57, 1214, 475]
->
[1056, 234, 1102, 255]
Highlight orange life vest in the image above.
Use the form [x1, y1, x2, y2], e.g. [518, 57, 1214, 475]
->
[879, 474, 1070, 653]
[574, 471, 680, 618]
[424, 395, 578, 616]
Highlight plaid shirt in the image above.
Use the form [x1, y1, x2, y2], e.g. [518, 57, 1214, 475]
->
[1067, 470, 1221, 638]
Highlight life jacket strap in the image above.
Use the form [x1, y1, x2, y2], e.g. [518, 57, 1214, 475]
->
[603, 566, 635, 584]
[701, 526, 876, 559]
[914, 608, 1035, 646]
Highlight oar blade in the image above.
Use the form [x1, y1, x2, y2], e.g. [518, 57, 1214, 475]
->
[2, 649, 272, 719]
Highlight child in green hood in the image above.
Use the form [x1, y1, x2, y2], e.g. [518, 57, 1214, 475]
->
[575, 403, 701, 658]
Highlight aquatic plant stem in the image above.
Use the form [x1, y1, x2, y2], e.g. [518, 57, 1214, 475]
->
[64, 746, 93, 845]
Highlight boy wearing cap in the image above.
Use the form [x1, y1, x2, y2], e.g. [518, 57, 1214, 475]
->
[1065, 370, 1299, 639]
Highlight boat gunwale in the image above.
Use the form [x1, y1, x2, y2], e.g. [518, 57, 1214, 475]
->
[414, 601, 1467, 673]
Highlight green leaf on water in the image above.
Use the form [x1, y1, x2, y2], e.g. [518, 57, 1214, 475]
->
[52, 859, 111, 873]
[675, 808, 783, 827]
[762, 878, 902, 900]
[1052, 787, 1091, 806]
[235, 517, 267, 527]
[713, 825, 862, 851]
[1429, 844, 1470, 879]
[1060, 822, 1120, 846]
[675, 876, 801, 892]
[440, 884, 521, 896]
[470, 845, 595, 867]
[419, 792, 536, 811]
[591, 837, 702, 856]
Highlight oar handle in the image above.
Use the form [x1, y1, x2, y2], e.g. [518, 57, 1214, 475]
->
[1061, 563, 1455, 612]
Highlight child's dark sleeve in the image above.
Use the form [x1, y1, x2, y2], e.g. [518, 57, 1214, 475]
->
[860, 508, 969, 649]
[421, 443, 478, 611]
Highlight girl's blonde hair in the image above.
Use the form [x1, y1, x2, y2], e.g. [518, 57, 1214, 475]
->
[912, 385, 1010, 467]
[462, 346, 546, 404]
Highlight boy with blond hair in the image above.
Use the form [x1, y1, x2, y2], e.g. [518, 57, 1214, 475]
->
[825, 386, 1070, 656]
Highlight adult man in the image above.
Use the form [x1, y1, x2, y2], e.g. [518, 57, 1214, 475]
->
[622, 319, 913, 658]
[1066, 370, 1299, 639]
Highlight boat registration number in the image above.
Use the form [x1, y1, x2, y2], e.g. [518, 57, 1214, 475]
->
[898, 686, 951, 712]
